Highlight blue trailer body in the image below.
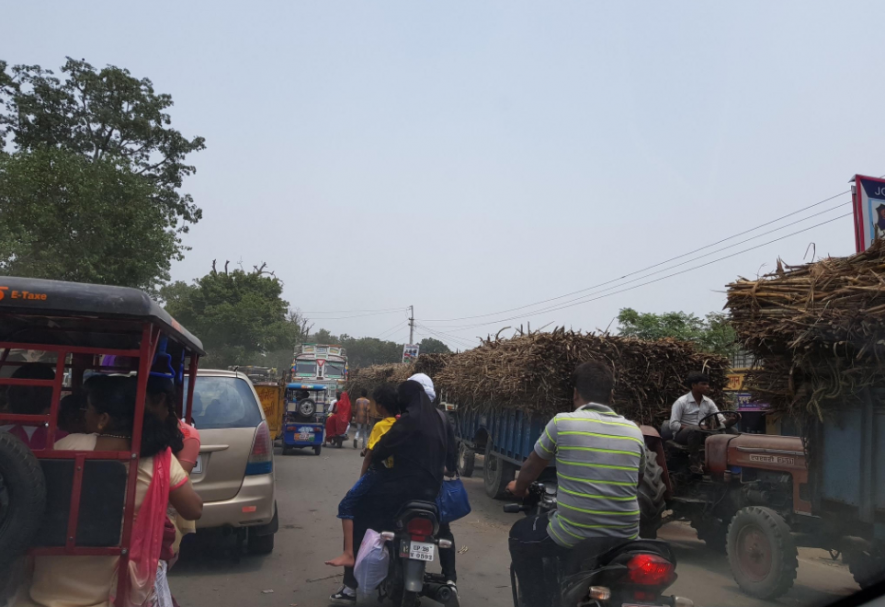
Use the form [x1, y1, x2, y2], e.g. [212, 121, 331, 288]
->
[817, 401, 885, 535]
[453, 407, 550, 466]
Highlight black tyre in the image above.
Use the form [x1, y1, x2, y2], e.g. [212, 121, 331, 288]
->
[314, 445, 322, 456]
[353, 438, 357, 449]
[298, 398, 316, 417]
[281, 445, 291, 456]
[726, 506, 798, 599]
[0, 433, 46, 582]
[457, 442, 475, 478]
[400, 589, 419, 607]
[846, 551, 885, 589]
[483, 441, 516, 500]
[247, 531, 274, 555]
[638, 447, 666, 539]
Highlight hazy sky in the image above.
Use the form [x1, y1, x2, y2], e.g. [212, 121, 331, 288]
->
[4, 2, 883, 350]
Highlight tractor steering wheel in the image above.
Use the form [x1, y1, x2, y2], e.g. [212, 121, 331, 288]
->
[698, 410, 741, 432]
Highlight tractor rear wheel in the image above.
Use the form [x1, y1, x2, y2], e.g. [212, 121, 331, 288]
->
[727, 506, 797, 599]
[638, 447, 666, 539]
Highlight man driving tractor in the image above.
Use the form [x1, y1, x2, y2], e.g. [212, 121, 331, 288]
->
[663, 372, 733, 473]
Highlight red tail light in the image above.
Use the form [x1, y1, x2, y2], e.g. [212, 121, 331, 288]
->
[626, 554, 675, 586]
[245, 421, 273, 475]
[406, 517, 433, 540]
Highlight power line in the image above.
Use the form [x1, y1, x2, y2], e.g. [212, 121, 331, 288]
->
[374, 320, 408, 341]
[301, 306, 407, 314]
[305, 308, 410, 321]
[419, 189, 854, 324]
[435, 211, 852, 333]
[429, 200, 849, 329]
[416, 323, 478, 349]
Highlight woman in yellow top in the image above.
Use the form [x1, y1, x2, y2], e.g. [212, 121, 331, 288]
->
[15, 376, 203, 607]
[324, 384, 399, 570]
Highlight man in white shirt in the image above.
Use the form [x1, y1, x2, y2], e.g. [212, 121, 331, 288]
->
[665, 372, 724, 473]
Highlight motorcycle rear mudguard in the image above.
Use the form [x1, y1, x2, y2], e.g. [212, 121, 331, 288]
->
[402, 558, 426, 593]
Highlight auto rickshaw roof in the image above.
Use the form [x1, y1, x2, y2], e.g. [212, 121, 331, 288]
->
[0, 277, 205, 355]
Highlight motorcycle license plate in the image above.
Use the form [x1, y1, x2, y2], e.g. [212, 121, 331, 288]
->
[408, 541, 435, 562]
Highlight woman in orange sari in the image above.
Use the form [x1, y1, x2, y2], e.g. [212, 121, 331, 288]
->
[325, 391, 352, 443]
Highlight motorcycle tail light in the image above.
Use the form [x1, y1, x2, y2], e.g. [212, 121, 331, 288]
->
[626, 554, 675, 586]
[406, 517, 433, 540]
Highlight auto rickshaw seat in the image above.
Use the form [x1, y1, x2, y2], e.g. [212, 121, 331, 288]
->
[34, 459, 128, 548]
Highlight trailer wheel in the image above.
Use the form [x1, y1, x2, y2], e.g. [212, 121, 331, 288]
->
[0, 433, 46, 587]
[846, 551, 885, 589]
[457, 442, 475, 478]
[483, 441, 516, 500]
[727, 506, 797, 599]
[638, 447, 666, 539]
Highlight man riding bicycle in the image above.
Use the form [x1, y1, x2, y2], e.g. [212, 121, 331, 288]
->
[506, 361, 645, 607]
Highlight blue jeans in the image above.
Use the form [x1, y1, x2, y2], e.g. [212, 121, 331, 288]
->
[337, 470, 378, 520]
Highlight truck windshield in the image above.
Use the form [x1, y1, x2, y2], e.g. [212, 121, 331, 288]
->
[295, 361, 317, 376]
[324, 362, 346, 377]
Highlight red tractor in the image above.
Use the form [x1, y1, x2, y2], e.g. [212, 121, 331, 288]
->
[639, 412, 812, 600]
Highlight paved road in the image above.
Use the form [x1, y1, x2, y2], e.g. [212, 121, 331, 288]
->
[170, 442, 859, 607]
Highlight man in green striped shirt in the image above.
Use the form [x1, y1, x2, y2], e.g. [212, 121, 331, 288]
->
[506, 361, 645, 607]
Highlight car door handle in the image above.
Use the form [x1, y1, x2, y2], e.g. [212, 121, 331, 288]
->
[200, 444, 229, 453]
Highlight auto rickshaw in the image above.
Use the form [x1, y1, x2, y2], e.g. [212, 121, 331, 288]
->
[281, 383, 328, 455]
[0, 277, 205, 604]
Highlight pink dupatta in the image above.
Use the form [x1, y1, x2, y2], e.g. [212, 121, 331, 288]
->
[120, 447, 173, 606]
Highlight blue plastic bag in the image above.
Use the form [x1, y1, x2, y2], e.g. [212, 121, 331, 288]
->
[437, 476, 471, 524]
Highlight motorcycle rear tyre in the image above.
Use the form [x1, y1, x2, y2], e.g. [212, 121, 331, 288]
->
[400, 589, 419, 607]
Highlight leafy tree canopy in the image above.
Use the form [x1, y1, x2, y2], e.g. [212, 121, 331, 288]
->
[160, 262, 301, 369]
[0, 58, 204, 290]
[417, 337, 451, 355]
[617, 308, 737, 357]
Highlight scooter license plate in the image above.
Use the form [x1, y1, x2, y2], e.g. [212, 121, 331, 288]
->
[408, 541, 435, 562]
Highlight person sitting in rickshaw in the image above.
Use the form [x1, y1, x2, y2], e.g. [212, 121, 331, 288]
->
[0, 363, 61, 450]
[15, 375, 202, 607]
[324, 385, 399, 571]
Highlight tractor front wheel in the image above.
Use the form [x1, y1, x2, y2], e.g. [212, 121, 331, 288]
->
[727, 506, 797, 599]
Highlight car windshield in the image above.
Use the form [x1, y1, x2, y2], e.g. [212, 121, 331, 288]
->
[188, 376, 262, 429]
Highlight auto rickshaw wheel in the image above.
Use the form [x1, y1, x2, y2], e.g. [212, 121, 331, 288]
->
[0, 433, 47, 583]
[314, 445, 322, 456]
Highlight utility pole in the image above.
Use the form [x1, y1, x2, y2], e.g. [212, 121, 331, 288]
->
[409, 305, 415, 345]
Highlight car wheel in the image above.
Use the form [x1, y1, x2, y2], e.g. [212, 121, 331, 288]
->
[247, 530, 274, 555]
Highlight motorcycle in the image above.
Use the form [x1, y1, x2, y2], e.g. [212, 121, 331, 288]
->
[504, 482, 693, 607]
[378, 500, 457, 606]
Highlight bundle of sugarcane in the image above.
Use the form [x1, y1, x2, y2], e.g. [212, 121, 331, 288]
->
[345, 363, 411, 398]
[412, 353, 453, 379]
[726, 238, 885, 418]
[433, 328, 728, 426]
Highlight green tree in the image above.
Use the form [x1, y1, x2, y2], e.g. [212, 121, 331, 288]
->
[617, 308, 737, 357]
[417, 337, 451, 355]
[160, 262, 301, 368]
[0, 58, 204, 289]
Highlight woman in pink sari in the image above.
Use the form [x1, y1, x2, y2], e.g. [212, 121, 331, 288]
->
[325, 391, 352, 442]
[16, 376, 202, 607]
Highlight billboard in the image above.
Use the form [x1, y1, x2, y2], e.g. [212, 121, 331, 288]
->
[402, 344, 419, 364]
[853, 174, 885, 252]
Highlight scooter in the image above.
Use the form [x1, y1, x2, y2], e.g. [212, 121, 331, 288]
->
[504, 482, 693, 607]
[378, 501, 456, 607]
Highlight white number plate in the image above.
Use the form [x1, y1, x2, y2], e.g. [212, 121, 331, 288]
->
[192, 455, 203, 475]
[408, 541, 435, 562]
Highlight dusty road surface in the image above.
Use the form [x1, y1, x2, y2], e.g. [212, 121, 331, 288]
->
[170, 442, 859, 607]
